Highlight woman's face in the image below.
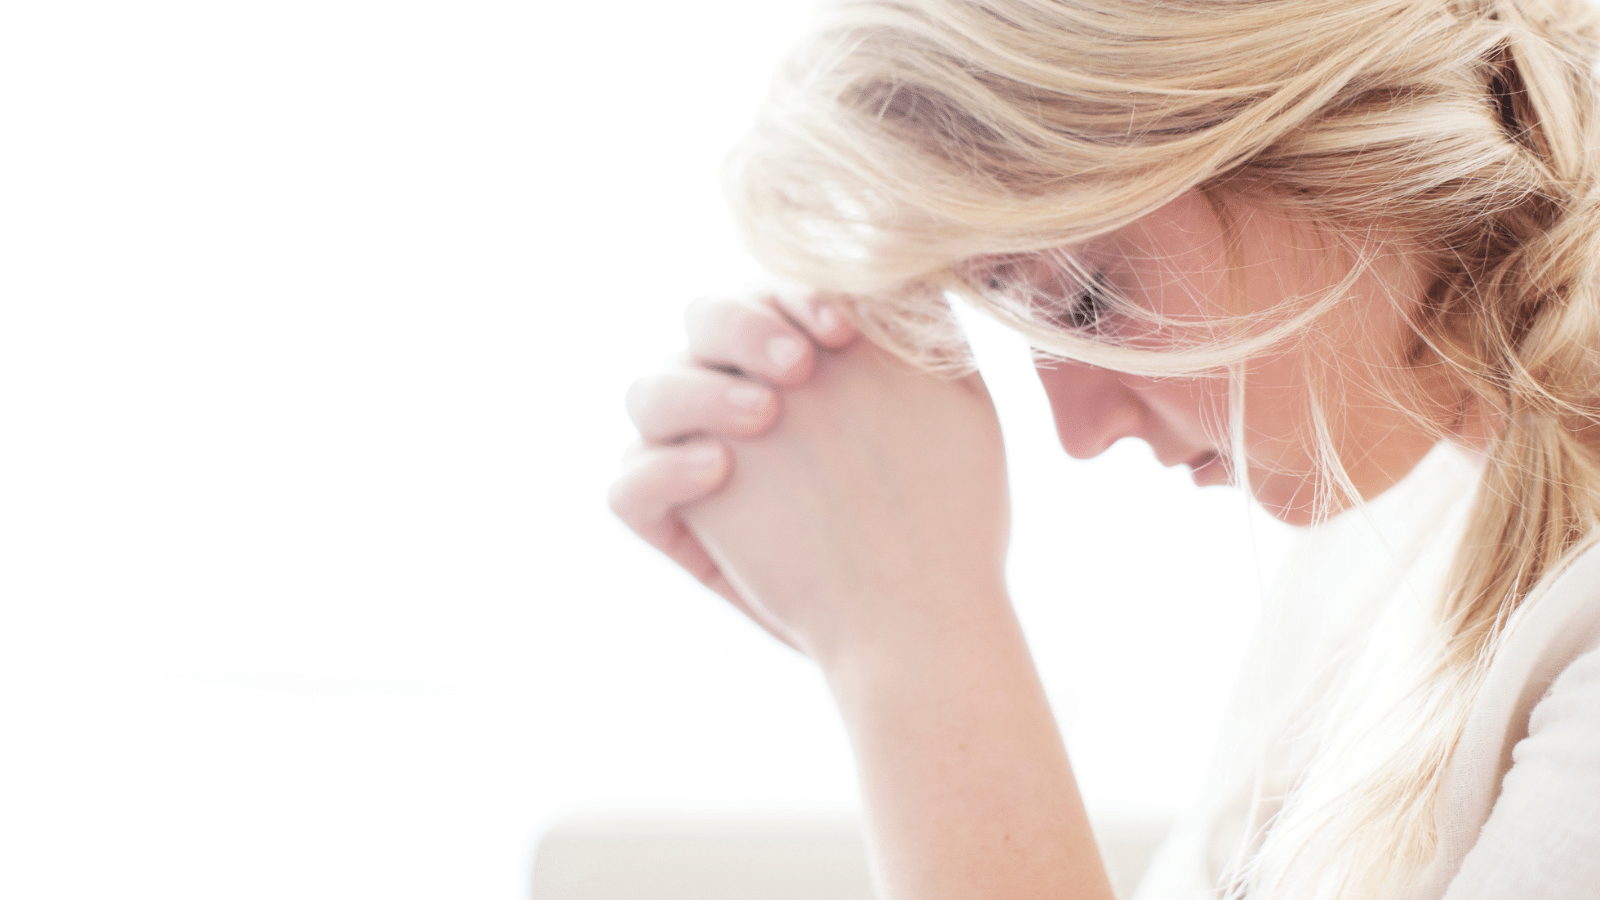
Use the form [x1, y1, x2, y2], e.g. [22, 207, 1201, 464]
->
[1021, 190, 1451, 525]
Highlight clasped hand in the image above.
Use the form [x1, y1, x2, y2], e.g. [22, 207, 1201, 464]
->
[610, 294, 1011, 669]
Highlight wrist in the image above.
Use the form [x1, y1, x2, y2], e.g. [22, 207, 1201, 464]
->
[813, 582, 1116, 900]
[815, 578, 1021, 718]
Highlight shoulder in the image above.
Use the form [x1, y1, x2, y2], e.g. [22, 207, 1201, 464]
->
[1454, 534, 1600, 802]
[1507, 537, 1600, 761]
[1424, 536, 1600, 899]
[1496, 536, 1600, 737]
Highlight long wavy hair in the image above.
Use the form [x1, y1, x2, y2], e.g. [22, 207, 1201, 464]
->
[727, 0, 1600, 896]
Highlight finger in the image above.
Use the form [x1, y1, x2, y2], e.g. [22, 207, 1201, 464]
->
[624, 367, 779, 445]
[772, 291, 858, 350]
[662, 525, 809, 655]
[637, 508, 777, 636]
[684, 297, 817, 386]
[609, 441, 731, 548]
[608, 443, 806, 653]
[703, 565, 808, 654]
[958, 368, 995, 402]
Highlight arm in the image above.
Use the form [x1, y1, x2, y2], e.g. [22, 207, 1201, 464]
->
[829, 593, 1114, 900]
[679, 340, 1115, 899]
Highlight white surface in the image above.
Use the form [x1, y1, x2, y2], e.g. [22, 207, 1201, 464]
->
[532, 816, 876, 900]
[0, 2, 1292, 898]
[530, 813, 1171, 900]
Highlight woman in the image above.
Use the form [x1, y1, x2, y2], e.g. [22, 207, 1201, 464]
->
[610, 0, 1600, 897]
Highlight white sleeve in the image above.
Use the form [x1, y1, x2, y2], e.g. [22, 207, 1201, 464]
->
[1441, 645, 1600, 899]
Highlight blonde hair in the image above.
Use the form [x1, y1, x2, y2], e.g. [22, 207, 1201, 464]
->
[728, 0, 1600, 896]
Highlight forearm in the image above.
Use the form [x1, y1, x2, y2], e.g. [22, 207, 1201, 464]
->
[822, 588, 1115, 900]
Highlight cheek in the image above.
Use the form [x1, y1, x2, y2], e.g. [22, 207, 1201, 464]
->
[1231, 351, 1422, 524]
[1128, 375, 1230, 446]
[1239, 354, 1315, 458]
[1234, 354, 1326, 519]
[1113, 192, 1234, 320]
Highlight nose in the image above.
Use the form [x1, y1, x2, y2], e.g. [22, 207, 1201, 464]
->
[1035, 359, 1145, 459]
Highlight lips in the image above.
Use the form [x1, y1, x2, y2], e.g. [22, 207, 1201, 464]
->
[1186, 450, 1229, 486]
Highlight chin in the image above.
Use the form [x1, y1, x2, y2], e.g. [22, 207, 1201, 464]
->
[1249, 473, 1347, 527]
[1262, 501, 1320, 527]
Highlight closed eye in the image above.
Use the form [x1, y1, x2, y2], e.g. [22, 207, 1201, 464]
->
[969, 256, 1112, 332]
[1061, 271, 1112, 330]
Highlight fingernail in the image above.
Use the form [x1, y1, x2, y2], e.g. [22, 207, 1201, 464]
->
[726, 383, 770, 412]
[685, 443, 724, 472]
[815, 304, 840, 334]
[767, 336, 806, 372]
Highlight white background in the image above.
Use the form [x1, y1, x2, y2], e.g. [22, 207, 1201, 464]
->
[0, 2, 1292, 897]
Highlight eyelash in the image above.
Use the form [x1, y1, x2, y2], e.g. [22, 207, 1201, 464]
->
[980, 263, 1111, 331]
[1061, 271, 1112, 330]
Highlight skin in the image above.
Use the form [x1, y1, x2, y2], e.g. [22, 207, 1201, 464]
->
[1021, 189, 1451, 525]
[608, 189, 1458, 897]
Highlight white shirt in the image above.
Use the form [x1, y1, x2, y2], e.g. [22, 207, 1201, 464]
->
[1135, 445, 1600, 899]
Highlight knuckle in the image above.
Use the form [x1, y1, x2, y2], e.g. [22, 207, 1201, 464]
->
[623, 375, 663, 422]
[606, 476, 636, 521]
[771, 289, 811, 319]
[607, 457, 672, 527]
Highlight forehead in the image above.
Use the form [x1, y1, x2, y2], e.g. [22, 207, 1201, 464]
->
[959, 248, 1097, 293]
[959, 196, 1236, 319]
[960, 191, 1235, 285]
[1106, 191, 1236, 282]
